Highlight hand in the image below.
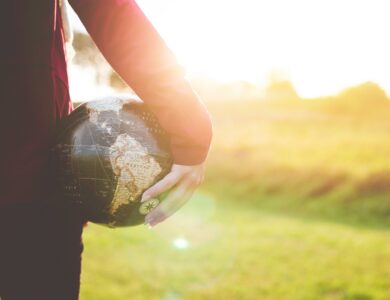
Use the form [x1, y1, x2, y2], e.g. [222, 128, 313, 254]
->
[141, 163, 205, 227]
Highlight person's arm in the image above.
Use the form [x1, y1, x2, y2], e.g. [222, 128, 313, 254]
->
[69, 0, 213, 226]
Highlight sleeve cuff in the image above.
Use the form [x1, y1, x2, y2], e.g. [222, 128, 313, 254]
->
[170, 142, 212, 166]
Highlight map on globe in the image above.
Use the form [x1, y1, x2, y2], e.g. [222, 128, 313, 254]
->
[88, 100, 163, 215]
[53, 97, 172, 227]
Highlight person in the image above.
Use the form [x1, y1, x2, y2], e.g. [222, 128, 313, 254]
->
[0, 0, 213, 299]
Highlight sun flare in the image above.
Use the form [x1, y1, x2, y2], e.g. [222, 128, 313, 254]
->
[138, 0, 390, 97]
[70, 0, 390, 98]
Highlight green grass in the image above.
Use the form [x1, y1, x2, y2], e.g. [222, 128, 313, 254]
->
[80, 100, 390, 299]
[80, 193, 390, 300]
[204, 100, 390, 223]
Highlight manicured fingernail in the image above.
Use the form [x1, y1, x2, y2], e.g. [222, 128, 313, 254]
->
[150, 221, 159, 227]
[145, 218, 156, 227]
[144, 222, 154, 229]
[145, 215, 153, 224]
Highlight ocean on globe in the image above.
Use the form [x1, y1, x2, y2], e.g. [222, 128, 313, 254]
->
[51, 96, 173, 227]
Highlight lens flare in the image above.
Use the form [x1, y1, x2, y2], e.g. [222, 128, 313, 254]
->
[126, 191, 237, 296]
[172, 238, 190, 250]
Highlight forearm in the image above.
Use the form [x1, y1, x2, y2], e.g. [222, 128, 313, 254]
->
[69, 0, 213, 165]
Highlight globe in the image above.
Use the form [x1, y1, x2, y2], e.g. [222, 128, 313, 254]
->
[51, 96, 173, 227]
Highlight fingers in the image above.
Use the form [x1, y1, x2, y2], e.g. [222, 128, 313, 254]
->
[142, 163, 206, 227]
[145, 181, 195, 227]
[141, 170, 184, 203]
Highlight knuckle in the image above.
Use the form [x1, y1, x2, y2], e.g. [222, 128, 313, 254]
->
[189, 174, 201, 185]
[189, 174, 198, 182]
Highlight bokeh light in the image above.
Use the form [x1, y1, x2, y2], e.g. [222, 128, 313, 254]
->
[125, 192, 237, 295]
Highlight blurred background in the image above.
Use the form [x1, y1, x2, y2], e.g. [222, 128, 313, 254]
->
[68, 1, 390, 299]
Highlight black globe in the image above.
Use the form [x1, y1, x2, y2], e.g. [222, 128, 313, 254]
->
[51, 96, 173, 227]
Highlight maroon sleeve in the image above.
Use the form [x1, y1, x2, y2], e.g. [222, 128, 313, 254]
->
[69, 0, 212, 165]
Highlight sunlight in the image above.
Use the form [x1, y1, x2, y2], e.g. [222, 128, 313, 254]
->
[138, 0, 390, 97]
[172, 237, 190, 250]
[69, 0, 390, 98]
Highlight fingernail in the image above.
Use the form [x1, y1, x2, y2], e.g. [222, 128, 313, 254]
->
[150, 221, 159, 227]
[144, 222, 154, 229]
[145, 217, 156, 228]
[145, 215, 153, 224]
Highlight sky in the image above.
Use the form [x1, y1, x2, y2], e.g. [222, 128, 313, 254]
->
[69, 0, 390, 98]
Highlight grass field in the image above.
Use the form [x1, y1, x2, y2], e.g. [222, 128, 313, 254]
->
[79, 100, 390, 299]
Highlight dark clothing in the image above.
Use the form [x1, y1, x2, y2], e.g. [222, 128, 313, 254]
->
[0, 0, 72, 204]
[0, 0, 213, 205]
[0, 201, 85, 300]
[0, 0, 212, 299]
